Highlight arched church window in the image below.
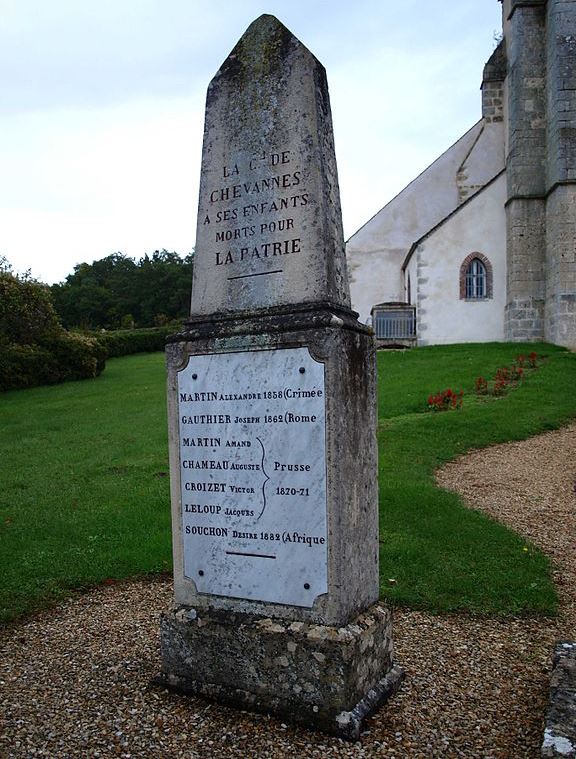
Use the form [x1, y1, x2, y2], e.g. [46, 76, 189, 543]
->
[466, 258, 486, 298]
[459, 253, 493, 300]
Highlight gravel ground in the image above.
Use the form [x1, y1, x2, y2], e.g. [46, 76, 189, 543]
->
[1, 422, 575, 758]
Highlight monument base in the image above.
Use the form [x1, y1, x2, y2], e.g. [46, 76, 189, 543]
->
[156, 603, 403, 740]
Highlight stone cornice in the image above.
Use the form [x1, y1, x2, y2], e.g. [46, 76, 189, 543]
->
[508, 0, 547, 22]
[505, 180, 576, 207]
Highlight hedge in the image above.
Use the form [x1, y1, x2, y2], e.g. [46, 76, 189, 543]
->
[0, 333, 106, 392]
[90, 325, 177, 357]
[0, 326, 176, 392]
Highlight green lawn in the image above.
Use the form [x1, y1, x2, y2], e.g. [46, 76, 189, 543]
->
[377, 343, 576, 614]
[1, 343, 575, 623]
[0, 353, 172, 622]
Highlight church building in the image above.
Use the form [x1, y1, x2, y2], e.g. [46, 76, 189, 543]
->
[346, 0, 576, 349]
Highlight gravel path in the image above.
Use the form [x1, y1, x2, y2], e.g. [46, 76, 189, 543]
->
[2, 423, 575, 758]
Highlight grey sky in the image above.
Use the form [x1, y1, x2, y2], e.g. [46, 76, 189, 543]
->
[0, 1, 503, 283]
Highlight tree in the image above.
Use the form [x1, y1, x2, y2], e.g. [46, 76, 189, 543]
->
[0, 255, 13, 274]
[0, 271, 62, 345]
[0, 268, 106, 391]
[51, 250, 194, 329]
[136, 250, 194, 326]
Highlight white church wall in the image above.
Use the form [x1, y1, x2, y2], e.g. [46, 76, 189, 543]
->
[457, 122, 505, 200]
[413, 172, 507, 345]
[347, 122, 484, 323]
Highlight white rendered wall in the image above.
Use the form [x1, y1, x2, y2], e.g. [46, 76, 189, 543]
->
[458, 122, 505, 199]
[346, 122, 483, 322]
[346, 120, 505, 323]
[414, 173, 507, 345]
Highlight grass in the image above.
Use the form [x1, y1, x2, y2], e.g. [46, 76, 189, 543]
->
[1, 343, 575, 623]
[377, 342, 576, 614]
[0, 353, 172, 622]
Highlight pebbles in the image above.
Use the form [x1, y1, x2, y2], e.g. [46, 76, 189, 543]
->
[2, 423, 575, 757]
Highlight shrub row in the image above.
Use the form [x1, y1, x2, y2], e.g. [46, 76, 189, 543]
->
[0, 271, 108, 392]
[1, 326, 177, 392]
[89, 325, 177, 357]
[0, 334, 106, 392]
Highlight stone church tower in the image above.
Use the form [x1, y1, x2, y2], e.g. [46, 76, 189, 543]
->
[504, 0, 576, 347]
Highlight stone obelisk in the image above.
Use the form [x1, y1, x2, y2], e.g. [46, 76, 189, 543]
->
[158, 15, 402, 738]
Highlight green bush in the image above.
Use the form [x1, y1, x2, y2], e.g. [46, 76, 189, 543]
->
[0, 272, 107, 392]
[47, 333, 107, 379]
[91, 325, 176, 357]
[0, 342, 54, 390]
[0, 272, 62, 344]
[0, 334, 106, 392]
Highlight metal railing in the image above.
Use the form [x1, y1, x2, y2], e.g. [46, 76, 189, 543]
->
[373, 309, 416, 340]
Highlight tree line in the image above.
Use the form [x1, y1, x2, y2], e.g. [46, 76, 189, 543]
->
[50, 250, 194, 330]
[0, 251, 193, 390]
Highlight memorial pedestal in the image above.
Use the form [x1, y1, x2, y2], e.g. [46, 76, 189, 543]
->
[159, 306, 403, 737]
[158, 603, 402, 740]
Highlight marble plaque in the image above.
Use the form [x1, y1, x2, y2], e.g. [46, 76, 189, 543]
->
[177, 346, 327, 607]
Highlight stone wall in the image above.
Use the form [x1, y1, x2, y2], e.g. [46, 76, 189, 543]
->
[482, 41, 506, 124]
[545, 0, 576, 347]
[505, 198, 547, 340]
[505, 0, 576, 347]
[505, 0, 548, 341]
[541, 641, 576, 758]
[545, 0, 576, 188]
[545, 185, 576, 345]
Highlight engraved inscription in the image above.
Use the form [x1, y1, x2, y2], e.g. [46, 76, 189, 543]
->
[177, 347, 327, 607]
[200, 148, 308, 280]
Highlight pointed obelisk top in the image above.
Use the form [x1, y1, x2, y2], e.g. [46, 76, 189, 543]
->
[212, 15, 312, 86]
[190, 14, 351, 317]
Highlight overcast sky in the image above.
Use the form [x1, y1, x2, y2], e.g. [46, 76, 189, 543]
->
[0, 0, 503, 284]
